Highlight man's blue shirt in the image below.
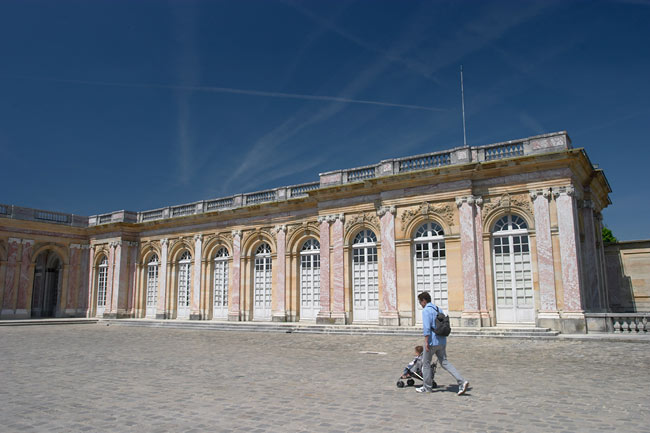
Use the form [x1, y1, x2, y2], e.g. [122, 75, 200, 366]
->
[422, 302, 447, 346]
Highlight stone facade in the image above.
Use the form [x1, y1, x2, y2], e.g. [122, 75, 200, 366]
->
[604, 240, 650, 312]
[0, 131, 614, 333]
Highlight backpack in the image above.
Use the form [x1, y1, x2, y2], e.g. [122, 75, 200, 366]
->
[432, 305, 451, 337]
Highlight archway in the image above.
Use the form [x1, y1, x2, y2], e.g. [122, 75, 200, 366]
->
[31, 250, 62, 318]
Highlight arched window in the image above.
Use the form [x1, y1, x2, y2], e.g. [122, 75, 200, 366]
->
[177, 251, 192, 316]
[492, 214, 534, 323]
[97, 256, 108, 309]
[213, 247, 229, 318]
[413, 222, 448, 319]
[254, 243, 272, 319]
[146, 254, 159, 312]
[300, 239, 320, 320]
[352, 230, 378, 322]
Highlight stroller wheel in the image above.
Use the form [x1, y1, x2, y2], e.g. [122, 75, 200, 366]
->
[406, 379, 415, 387]
[432, 380, 437, 389]
[396, 380, 405, 388]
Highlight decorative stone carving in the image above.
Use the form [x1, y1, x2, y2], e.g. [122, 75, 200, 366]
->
[400, 202, 455, 228]
[529, 188, 552, 201]
[481, 193, 533, 224]
[344, 212, 379, 235]
[376, 205, 396, 217]
[231, 230, 242, 238]
[455, 195, 483, 207]
[193, 233, 203, 242]
[288, 221, 320, 238]
[160, 238, 169, 247]
[275, 224, 287, 234]
[552, 185, 575, 198]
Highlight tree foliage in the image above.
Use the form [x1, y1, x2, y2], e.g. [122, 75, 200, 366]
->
[602, 227, 617, 243]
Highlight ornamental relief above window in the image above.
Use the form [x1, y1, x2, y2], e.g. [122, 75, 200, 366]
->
[399, 202, 455, 229]
[481, 193, 534, 225]
[344, 213, 380, 237]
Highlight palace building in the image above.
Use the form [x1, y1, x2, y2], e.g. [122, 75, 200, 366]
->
[0, 131, 615, 333]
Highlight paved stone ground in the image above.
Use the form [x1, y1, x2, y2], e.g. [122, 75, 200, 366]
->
[1, 324, 649, 433]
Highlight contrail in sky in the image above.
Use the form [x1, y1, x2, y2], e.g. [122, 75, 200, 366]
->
[30, 77, 446, 112]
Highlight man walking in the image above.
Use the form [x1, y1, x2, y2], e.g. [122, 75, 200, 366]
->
[416, 291, 469, 395]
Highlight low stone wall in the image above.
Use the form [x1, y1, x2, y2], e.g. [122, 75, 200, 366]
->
[605, 240, 650, 312]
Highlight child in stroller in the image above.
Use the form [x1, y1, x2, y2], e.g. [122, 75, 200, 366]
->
[396, 345, 437, 388]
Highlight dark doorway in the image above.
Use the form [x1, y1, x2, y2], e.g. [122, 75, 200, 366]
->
[31, 251, 61, 318]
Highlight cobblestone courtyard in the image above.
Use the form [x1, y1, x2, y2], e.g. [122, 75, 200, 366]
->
[1, 325, 649, 433]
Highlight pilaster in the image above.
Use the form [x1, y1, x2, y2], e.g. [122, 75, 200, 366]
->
[14, 239, 34, 319]
[228, 230, 242, 321]
[455, 196, 483, 327]
[86, 246, 95, 318]
[579, 199, 604, 311]
[316, 216, 332, 324]
[377, 206, 399, 326]
[156, 238, 169, 319]
[530, 189, 560, 330]
[1, 238, 21, 318]
[190, 234, 203, 320]
[330, 214, 347, 324]
[273, 225, 287, 322]
[553, 186, 586, 333]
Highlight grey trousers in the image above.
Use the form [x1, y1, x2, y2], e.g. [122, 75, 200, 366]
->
[422, 344, 465, 391]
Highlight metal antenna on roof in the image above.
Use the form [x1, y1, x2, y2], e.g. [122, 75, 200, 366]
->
[460, 65, 467, 147]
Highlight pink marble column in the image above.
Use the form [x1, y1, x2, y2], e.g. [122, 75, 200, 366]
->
[191, 234, 203, 319]
[531, 189, 558, 313]
[580, 200, 603, 311]
[473, 202, 488, 323]
[86, 246, 95, 317]
[79, 245, 90, 313]
[156, 238, 169, 319]
[554, 186, 584, 312]
[378, 206, 398, 325]
[65, 244, 80, 313]
[316, 216, 331, 323]
[456, 196, 481, 327]
[229, 230, 242, 321]
[127, 242, 138, 317]
[116, 241, 131, 317]
[331, 214, 346, 324]
[1, 238, 21, 316]
[105, 242, 117, 316]
[15, 239, 34, 316]
[273, 225, 287, 321]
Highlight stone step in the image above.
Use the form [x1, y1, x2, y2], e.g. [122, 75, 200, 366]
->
[0, 318, 99, 326]
[101, 319, 559, 338]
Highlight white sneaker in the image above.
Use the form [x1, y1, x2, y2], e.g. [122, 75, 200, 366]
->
[415, 386, 431, 393]
[457, 380, 469, 395]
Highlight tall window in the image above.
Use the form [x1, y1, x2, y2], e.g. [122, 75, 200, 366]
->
[300, 239, 320, 319]
[254, 243, 272, 318]
[178, 251, 192, 309]
[97, 256, 108, 307]
[414, 222, 448, 312]
[352, 230, 378, 321]
[492, 214, 534, 323]
[146, 254, 159, 308]
[213, 247, 229, 310]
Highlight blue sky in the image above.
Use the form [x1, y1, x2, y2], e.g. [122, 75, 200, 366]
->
[0, 0, 649, 240]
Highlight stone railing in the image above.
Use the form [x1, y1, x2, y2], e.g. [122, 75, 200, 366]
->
[346, 165, 376, 182]
[13, 131, 573, 227]
[245, 190, 276, 205]
[171, 204, 196, 217]
[289, 182, 320, 197]
[206, 197, 235, 211]
[397, 150, 452, 172]
[0, 205, 88, 227]
[585, 313, 650, 334]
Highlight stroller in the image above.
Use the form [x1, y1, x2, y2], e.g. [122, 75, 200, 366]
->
[396, 360, 437, 388]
